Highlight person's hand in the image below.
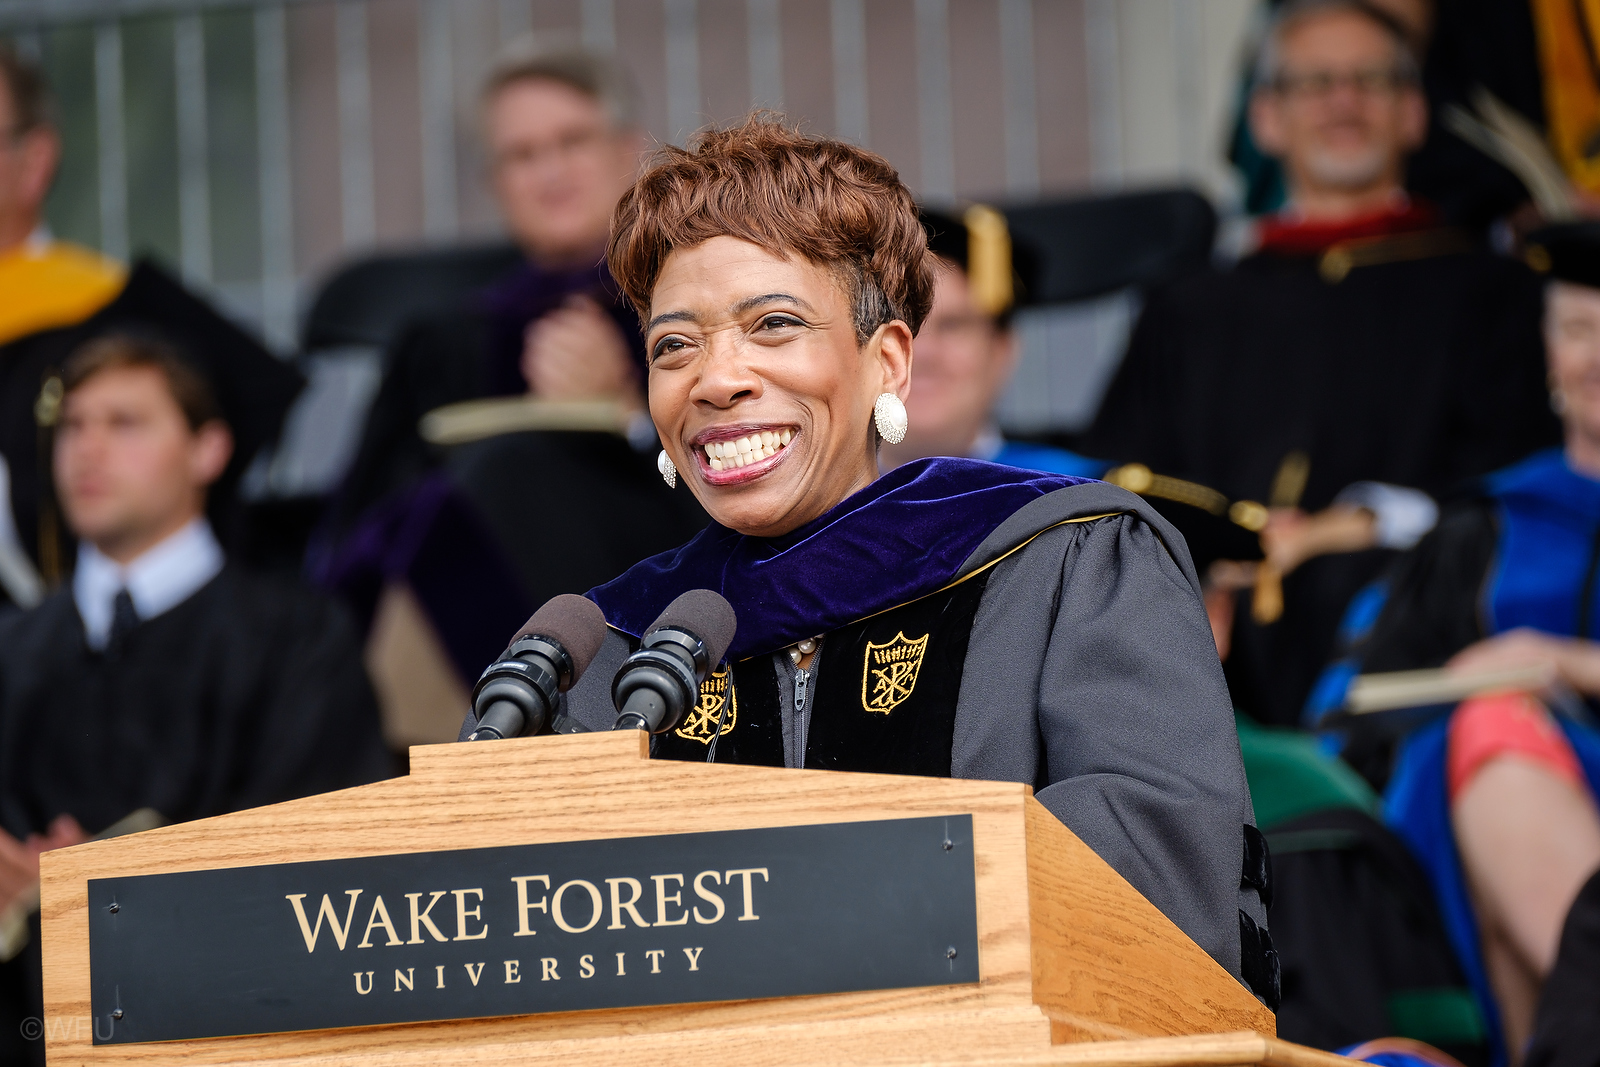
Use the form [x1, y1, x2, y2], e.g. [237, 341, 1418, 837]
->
[1259, 504, 1378, 577]
[1202, 560, 1259, 660]
[0, 815, 87, 913]
[1448, 629, 1600, 698]
[521, 294, 643, 410]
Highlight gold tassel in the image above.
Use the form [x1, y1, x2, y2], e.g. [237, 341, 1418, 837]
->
[962, 204, 1014, 317]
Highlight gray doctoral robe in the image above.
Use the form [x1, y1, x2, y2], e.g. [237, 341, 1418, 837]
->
[462, 482, 1264, 986]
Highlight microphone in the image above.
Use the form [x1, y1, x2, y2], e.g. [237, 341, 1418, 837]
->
[468, 594, 609, 741]
[611, 590, 737, 734]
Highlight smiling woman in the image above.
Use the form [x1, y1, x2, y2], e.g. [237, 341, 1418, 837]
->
[458, 117, 1276, 1005]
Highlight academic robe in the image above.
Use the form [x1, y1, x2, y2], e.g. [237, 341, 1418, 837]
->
[330, 257, 653, 533]
[1340, 449, 1600, 677]
[1526, 867, 1600, 1067]
[1085, 210, 1560, 727]
[0, 565, 392, 835]
[458, 459, 1277, 1003]
[0, 566, 392, 1066]
[317, 256, 705, 688]
[1320, 450, 1600, 1066]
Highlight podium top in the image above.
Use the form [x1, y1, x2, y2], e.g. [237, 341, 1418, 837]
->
[40, 731, 1278, 1065]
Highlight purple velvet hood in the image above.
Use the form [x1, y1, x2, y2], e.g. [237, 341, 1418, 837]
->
[588, 457, 1094, 660]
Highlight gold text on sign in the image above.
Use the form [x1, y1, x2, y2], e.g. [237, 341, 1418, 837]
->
[861, 632, 929, 714]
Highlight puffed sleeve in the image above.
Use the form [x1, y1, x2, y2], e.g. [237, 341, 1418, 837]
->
[952, 512, 1261, 982]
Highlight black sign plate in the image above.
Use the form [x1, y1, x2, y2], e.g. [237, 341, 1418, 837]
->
[87, 814, 977, 1043]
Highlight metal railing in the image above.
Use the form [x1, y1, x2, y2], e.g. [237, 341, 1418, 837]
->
[1, 0, 1253, 432]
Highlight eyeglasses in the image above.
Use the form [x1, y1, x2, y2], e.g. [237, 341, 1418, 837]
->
[1269, 68, 1414, 99]
[492, 126, 610, 171]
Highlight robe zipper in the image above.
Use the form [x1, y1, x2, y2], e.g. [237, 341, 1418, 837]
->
[794, 666, 809, 714]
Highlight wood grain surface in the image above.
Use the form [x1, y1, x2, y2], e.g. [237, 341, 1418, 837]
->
[39, 731, 1321, 1066]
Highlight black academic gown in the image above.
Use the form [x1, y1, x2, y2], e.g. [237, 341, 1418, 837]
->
[1527, 867, 1600, 1067]
[1085, 241, 1560, 726]
[0, 566, 391, 1065]
[329, 257, 696, 543]
[319, 259, 706, 681]
[0, 567, 391, 833]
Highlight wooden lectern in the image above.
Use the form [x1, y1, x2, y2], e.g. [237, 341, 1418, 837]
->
[40, 731, 1347, 1066]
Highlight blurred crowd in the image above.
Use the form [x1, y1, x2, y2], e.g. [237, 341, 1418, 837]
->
[2, 0, 1600, 1064]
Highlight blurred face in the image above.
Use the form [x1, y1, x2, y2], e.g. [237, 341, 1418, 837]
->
[485, 78, 643, 263]
[896, 261, 1016, 460]
[646, 236, 913, 538]
[1250, 11, 1425, 201]
[53, 365, 231, 563]
[0, 80, 58, 249]
[1547, 281, 1600, 454]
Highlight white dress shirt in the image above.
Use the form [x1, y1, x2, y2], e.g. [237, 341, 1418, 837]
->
[74, 518, 224, 650]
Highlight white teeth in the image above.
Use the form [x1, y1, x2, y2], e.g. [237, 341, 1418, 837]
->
[701, 431, 794, 473]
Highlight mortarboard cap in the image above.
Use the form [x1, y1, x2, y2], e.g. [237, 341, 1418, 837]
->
[0, 258, 302, 576]
[1525, 222, 1600, 289]
[920, 205, 1040, 318]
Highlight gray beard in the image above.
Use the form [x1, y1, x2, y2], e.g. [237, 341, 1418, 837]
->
[1297, 145, 1393, 192]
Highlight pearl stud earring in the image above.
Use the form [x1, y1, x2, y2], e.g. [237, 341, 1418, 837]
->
[874, 392, 908, 445]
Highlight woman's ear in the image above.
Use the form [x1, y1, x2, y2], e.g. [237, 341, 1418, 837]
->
[873, 319, 915, 400]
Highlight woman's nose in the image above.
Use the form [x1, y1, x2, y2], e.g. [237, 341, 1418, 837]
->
[690, 335, 763, 408]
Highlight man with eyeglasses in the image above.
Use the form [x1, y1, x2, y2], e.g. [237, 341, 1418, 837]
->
[1086, 0, 1560, 730]
[0, 45, 122, 350]
[321, 40, 706, 742]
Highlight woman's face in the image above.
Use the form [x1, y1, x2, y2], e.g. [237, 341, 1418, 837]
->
[1547, 281, 1600, 450]
[646, 235, 912, 538]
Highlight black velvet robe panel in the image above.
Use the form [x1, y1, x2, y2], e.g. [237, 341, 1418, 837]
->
[1085, 246, 1559, 725]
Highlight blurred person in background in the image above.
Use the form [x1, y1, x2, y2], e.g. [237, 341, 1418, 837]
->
[0, 43, 122, 615]
[1086, 0, 1558, 728]
[1317, 224, 1600, 1064]
[318, 40, 705, 747]
[883, 207, 1264, 609]
[0, 44, 303, 615]
[0, 44, 122, 349]
[880, 207, 1103, 480]
[0, 334, 389, 1065]
[332, 38, 693, 527]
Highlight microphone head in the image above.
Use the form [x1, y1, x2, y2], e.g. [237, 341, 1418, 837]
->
[645, 589, 737, 667]
[512, 594, 609, 682]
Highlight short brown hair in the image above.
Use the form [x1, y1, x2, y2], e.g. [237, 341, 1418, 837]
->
[607, 116, 935, 342]
[1254, 0, 1420, 89]
[61, 334, 224, 431]
[482, 37, 640, 129]
[0, 42, 51, 136]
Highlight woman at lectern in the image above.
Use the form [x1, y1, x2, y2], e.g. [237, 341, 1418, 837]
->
[460, 116, 1274, 1004]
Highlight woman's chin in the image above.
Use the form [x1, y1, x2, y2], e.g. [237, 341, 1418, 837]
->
[695, 460, 809, 535]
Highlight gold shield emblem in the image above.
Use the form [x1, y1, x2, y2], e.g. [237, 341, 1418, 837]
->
[861, 632, 929, 715]
[673, 666, 737, 744]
